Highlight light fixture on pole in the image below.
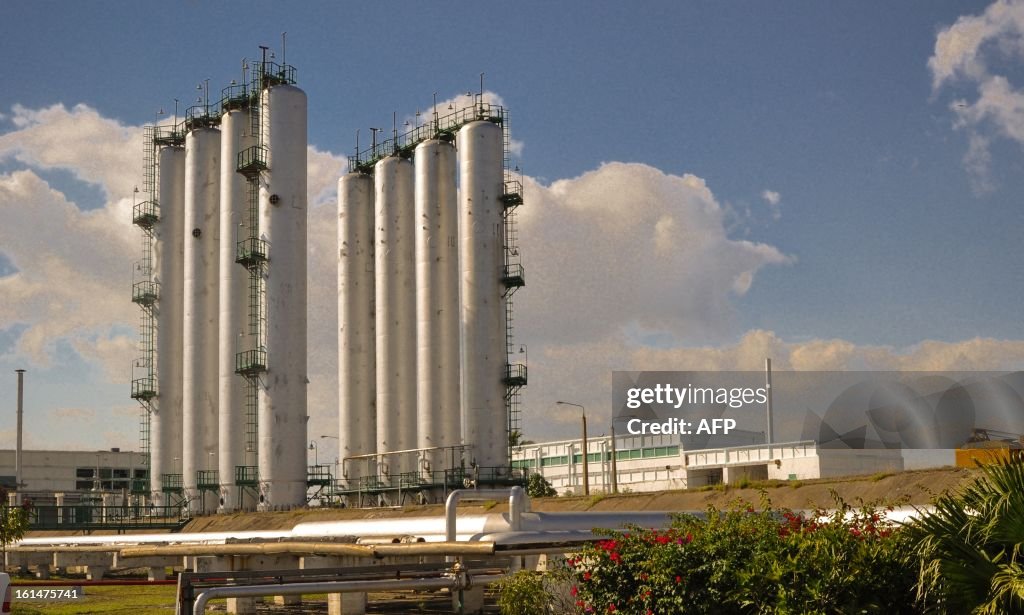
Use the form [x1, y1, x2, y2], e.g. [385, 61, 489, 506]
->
[557, 401, 589, 496]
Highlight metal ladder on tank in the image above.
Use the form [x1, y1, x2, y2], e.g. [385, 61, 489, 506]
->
[233, 64, 269, 509]
[129, 128, 162, 495]
[499, 110, 527, 466]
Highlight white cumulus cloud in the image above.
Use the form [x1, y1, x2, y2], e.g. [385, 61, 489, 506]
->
[516, 163, 793, 347]
[5, 101, 1024, 452]
[931, 0, 1024, 188]
[518, 330, 1024, 441]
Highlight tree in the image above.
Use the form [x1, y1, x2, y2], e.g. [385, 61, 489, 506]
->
[0, 497, 30, 565]
[908, 455, 1024, 613]
[526, 473, 557, 498]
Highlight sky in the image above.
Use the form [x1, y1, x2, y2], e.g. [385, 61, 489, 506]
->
[1, 1, 1024, 465]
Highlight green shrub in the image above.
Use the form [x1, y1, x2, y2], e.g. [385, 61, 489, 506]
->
[496, 570, 550, 615]
[526, 473, 558, 498]
[497, 567, 576, 615]
[567, 496, 917, 614]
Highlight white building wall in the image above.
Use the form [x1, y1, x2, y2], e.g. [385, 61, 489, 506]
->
[768, 457, 822, 481]
[0, 450, 148, 496]
[512, 436, 918, 493]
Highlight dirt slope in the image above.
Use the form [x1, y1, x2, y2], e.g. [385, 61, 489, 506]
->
[177, 465, 975, 534]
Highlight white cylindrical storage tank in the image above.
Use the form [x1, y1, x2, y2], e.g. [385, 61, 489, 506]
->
[257, 84, 308, 510]
[182, 126, 222, 515]
[375, 155, 417, 479]
[415, 139, 460, 474]
[217, 108, 255, 513]
[152, 144, 185, 508]
[338, 172, 376, 486]
[458, 121, 508, 470]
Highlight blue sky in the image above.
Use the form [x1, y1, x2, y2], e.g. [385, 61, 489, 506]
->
[1, 1, 1023, 455]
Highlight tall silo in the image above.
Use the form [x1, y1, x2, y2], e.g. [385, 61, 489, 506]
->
[257, 81, 308, 510]
[217, 103, 255, 513]
[338, 172, 376, 486]
[458, 120, 508, 470]
[415, 139, 460, 473]
[375, 156, 416, 478]
[182, 125, 222, 514]
[152, 144, 185, 507]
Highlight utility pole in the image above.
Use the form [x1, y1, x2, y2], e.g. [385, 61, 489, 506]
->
[15, 369, 25, 505]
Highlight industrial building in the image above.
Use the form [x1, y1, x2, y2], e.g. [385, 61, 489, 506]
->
[0, 449, 147, 505]
[129, 48, 527, 514]
[512, 434, 905, 494]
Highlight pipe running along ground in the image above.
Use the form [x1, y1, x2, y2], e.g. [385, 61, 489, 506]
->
[119, 540, 495, 559]
[192, 572, 508, 615]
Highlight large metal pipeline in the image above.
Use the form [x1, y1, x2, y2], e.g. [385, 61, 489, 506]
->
[17, 510, 675, 548]
[192, 571, 508, 615]
[119, 540, 494, 559]
[446, 487, 525, 543]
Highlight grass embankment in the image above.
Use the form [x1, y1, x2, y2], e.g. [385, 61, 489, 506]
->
[174, 466, 977, 536]
[12, 585, 176, 614]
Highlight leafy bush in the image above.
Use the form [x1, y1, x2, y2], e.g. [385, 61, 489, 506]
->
[527, 473, 558, 498]
[0, 496, 30, 563]
[497, 567, 577, 615]
[566, 495, 917, 614]
[496, 570, 550, 615]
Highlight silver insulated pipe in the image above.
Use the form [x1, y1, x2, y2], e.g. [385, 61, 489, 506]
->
[338, 172, 376, 484]
[415, 140, 460, 473]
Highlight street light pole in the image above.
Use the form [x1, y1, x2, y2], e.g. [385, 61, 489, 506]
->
[15, 369, 25, 505]
[557, 401, 589, 496]
[320, 434, 339, 476]
[610, 423, 618, 494]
